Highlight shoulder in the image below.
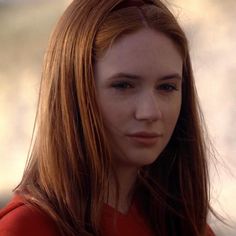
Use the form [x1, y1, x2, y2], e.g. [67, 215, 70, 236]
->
[0, 195, 59, 236]
[207, 224, 216, 236]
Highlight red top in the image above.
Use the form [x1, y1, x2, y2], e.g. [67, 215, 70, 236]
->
[101, 197, 155, 236]
[0, 195, 215, 236]
[0, 195, 59, 236]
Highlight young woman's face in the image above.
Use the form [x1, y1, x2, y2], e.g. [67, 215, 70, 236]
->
[95, 28, 182, 169]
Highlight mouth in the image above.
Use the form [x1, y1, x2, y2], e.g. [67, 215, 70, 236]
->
[126, 132, 163, 146]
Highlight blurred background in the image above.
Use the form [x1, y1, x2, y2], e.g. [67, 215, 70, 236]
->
[0, 0, 235, 235]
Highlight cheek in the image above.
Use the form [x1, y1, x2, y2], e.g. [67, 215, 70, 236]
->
[98, 99, 127, 131]
[98, 92, 133, 119]
[163, 97, 181, 129]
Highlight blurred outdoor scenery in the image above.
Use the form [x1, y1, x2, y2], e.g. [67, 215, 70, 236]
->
[0, 0, 235, 235]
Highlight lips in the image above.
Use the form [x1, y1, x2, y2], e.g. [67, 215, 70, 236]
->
[126, 132, 162, 146]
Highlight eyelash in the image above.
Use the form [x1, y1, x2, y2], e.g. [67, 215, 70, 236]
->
[111, 81, 178, 92]
[158, 84, 178, 92]
[111, 82, 133, 89]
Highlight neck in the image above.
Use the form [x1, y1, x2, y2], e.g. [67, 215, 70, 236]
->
[106, 165, 139, 214]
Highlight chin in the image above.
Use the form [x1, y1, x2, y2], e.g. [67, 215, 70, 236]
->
[121, 154, 159, 168]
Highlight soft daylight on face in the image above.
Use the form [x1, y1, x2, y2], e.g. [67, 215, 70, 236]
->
[95, 28, 183, 169]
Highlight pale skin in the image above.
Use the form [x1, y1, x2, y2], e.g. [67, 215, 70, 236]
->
[95, 28, 183, 214]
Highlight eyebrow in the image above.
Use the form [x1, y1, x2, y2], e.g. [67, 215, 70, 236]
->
[107, 72, 182, 81]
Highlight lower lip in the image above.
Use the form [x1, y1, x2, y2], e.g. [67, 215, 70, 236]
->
[127, 136, 159, 146]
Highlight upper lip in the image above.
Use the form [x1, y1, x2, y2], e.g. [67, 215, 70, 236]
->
[126, 131, 162, 138]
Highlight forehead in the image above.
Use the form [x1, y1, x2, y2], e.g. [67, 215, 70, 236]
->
[95, 28, 183, 80]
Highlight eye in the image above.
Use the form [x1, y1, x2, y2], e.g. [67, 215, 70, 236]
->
[158, 83, 178, 92]
[111, 81, 133, 90]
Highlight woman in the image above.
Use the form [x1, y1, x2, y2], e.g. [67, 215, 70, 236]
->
[0, 0, 216, 235]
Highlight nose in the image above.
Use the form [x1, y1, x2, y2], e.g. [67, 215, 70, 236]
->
[134, 92, 162, 122]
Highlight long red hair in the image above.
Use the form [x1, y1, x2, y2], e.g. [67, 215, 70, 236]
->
[17, 0, 213, 235]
